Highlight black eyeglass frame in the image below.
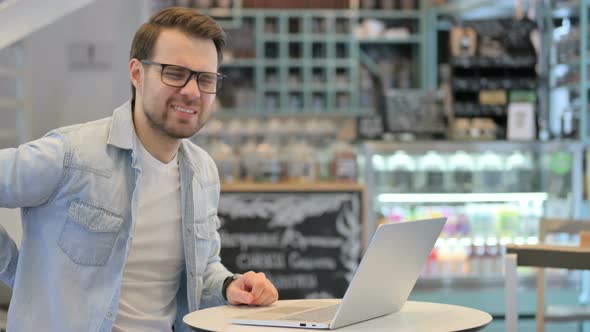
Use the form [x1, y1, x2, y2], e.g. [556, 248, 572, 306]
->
[140, 59, 225, 94]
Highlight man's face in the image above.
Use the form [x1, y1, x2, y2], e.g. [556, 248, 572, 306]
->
[131, 28, 219, 139]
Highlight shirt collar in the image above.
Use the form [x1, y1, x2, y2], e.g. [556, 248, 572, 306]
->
[106, 100, 135, 150]
[106, 100, 194, 174]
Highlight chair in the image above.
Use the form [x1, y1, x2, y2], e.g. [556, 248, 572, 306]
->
[0, 307, 6, 332]
[0, 283, 9, 332]
[505, 218, 590, 332]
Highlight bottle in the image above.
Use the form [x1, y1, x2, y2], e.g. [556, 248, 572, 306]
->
[460, 237, 472, 275]
[497, 204, 519, 239]
[437, 238, 451, 275]
[483, 238, 499, 275]
[561, 105, 577, 139]
[470, 237, 486, 275]
[455, 209, 471, 238]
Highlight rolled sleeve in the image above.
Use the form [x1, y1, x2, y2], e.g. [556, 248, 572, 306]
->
[0, 131, 66, 208]
[200, 222, 232, 308]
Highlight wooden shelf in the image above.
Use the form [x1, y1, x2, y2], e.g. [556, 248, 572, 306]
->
[221, 182, 365, 192]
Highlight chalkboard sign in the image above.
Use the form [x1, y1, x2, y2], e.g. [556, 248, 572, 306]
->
[218, 184, 365, 300]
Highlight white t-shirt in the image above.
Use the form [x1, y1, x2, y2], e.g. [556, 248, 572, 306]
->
[113, 139, 184, 332]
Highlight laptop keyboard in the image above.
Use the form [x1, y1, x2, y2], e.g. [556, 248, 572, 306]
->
[280, 304, 339, 322]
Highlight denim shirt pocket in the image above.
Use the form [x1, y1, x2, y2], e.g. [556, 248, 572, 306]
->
[193, 215, 220, 274]
[58, 200, 124, 266]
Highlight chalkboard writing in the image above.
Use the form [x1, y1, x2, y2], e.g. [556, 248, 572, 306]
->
[218, 188, 363, 299]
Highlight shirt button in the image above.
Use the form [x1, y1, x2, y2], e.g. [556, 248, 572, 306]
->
[190, 272, 195, 278]
[107, 311, 113, 318]
[186, 227, 192, 233]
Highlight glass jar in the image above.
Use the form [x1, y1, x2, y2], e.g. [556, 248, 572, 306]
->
[254, 140, 282, 183]
[387, 150, 416, 192]
[209, 139, 238, 183]
[505, 150, 535, 192]
[475, 151, 505, 192]
[417, 151, 447, 192]
[329, 141, 358, 183]
[448, 151, 475, 193]
[286, 140, 317, 183]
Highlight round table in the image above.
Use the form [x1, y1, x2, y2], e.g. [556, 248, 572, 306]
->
[183, 299, 492, 332]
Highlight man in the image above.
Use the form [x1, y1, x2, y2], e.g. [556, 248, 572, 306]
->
[0, 7, 278, 332]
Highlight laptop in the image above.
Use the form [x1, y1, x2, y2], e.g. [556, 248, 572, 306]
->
[231, 217, 446, 330]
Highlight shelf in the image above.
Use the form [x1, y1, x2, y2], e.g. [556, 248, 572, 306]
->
[259, 59, 282, 67]
[356, 10, 422, 19]
[551, 54, 590, 68]
[221, 59, 258, 67]
[306, 84, 329, 91]
[261, 35, 301, 41]
[364, 139, 583, 154]
[451, 56, 537, 68]
[170, 8, 424, 116]
[241, 9, 357, 16]
[215, 108, 371, 118]
[358, 35, 421, 44]
[262, 85, 281, 91]
[199, 7, 232, 17]
[376, 192, 549, 203]
[551, 82, 590, 91]
[221, 182, 365, 192]
[552, 60, 583, 68]
[261, 34, 349, 42]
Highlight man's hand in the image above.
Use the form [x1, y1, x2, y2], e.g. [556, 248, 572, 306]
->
[226, 271, 279, 306]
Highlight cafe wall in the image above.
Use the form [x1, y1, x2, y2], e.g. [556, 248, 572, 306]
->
[24, 0, 142, 140]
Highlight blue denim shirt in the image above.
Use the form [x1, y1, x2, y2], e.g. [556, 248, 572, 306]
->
[0, 101, 232, 332]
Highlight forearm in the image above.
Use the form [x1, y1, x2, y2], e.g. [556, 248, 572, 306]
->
[0, 225, 18, 288]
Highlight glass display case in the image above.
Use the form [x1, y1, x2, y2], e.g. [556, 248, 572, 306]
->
[362, 140, 584, 278]
[361, 140, 585, 327]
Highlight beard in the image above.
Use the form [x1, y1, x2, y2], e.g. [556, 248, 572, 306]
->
[142, 99, 203, 139]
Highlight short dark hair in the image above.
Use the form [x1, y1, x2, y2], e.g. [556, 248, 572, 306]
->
[129, 7, 226, 105]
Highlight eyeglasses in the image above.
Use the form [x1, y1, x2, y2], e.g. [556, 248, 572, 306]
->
[140, 60, 225, 94]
